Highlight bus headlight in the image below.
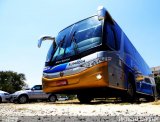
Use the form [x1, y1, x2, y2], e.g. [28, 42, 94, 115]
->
[96, 74, 102, 80]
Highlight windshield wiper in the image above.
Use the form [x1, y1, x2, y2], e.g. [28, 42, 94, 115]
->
[58, 35, 66, 54]
[49, 41, 58, 62]
[71, 31, 78, 54]
[51, 35, 66, 61]
[63, 31, 78, 57]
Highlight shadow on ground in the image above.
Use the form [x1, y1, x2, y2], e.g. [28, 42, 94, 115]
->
[45, 98, 153, 105]
[12, 98, 158, 105]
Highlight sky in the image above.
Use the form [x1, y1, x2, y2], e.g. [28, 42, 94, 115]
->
[0, 0, 160, 87]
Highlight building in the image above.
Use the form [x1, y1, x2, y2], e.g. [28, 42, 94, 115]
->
[151, 66, 160, 77]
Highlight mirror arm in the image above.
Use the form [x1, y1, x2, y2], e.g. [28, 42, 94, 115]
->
[38, 36, 55, 48]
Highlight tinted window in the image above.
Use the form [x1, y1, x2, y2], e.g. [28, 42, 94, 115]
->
[105, 24, 116, 49]
[144, 78, 151, 84]
[104, 22, 122, 50]
[46, 45, 53, 62]
[51, 16, 102, 61]
[114, 23, 122, 50]
[68, 16, 102, 54]
[124, 36, 134, 56]
[33, 85, 42, 90]
[64, 42, 76, 57]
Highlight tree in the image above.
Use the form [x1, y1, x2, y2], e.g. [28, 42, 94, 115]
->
[0, 71, 27, 93]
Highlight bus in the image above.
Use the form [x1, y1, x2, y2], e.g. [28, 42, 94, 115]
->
[38, 6, 157, 103]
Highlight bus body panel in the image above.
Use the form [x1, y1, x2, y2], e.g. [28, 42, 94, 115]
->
[107, 51, 126, 90]
[43, 51, 110, 93]
[43, 50, 128, 94]
[43, 62, 109, 93]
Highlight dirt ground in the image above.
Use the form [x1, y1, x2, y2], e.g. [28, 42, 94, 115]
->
[0, 99, 160, 121]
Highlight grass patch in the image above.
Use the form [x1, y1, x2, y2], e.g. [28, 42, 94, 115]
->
[152, 100, 160, 105]
[119, 102, 131, 105]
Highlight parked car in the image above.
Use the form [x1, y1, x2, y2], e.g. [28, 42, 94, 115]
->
[0, 90, 10, 103]
[136, 76, 157, 101]
[57, 96, 69, 101]
[10, 85, 57, 104]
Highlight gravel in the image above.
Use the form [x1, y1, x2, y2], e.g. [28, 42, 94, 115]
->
[0, 100, 160, 121]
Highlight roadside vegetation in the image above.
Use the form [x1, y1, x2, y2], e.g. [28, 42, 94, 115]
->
[0, 71, 27, 93]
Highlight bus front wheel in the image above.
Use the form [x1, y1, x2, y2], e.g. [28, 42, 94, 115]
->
[146, 87, 157, 102]
[124, 82, 137, 102]
[77, 94, 92, 104]
[121, 73, 137, 102]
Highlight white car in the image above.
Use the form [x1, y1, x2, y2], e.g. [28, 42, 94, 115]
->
[58, 96, 69, 101]
[10, 85, 57, 104]
[0, 90, 10, 103]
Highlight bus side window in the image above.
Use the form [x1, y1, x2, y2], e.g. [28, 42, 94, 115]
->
[144, 78, 151, 84]
[114, 23, 121, 50]
[105, 24, 116, 50]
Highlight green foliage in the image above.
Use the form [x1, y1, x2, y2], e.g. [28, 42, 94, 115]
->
[0, 71, 27, 93]
[155, 76, 160, 95]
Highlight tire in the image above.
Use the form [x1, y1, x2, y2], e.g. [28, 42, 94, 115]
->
[77, 94, 92, 104]
[126, 82, 136, 102]
[9, 97, 14, 103]
[146, 96, 155, 102]
[48, 95, 57, 102]
[18, 95, 28, 104]
[146, 87, 156, 102]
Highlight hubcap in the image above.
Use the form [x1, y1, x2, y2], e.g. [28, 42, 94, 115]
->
[128, 84, 133, 96]
[50, 96, 56, 102]
[20, 96, 27, 103]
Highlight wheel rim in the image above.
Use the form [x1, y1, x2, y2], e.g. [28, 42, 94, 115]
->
[49, 96, 56, 102]
[20, 96, 27, 103]
[128, 83, 134, 96]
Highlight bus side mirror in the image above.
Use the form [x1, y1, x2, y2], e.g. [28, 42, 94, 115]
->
[38, 36, 55, 48]
[97, 6, 114, 25]
[97, 6, 106, 21]
[38, 38, 43, 48]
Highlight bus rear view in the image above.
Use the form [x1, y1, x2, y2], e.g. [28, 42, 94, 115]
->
[38, 6, 157, 103]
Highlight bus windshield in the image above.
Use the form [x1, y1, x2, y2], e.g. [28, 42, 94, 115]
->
[46, 16, 102, 63]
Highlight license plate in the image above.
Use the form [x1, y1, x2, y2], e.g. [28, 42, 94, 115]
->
[56, 80, 68, 86]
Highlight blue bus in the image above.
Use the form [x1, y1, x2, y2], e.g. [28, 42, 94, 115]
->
[38, 6, 157, 103]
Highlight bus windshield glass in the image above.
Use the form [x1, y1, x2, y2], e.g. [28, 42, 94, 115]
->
[46, 16, 102, 63]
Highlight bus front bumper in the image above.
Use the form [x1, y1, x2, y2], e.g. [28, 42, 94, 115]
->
[42, 62, 108, 93]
